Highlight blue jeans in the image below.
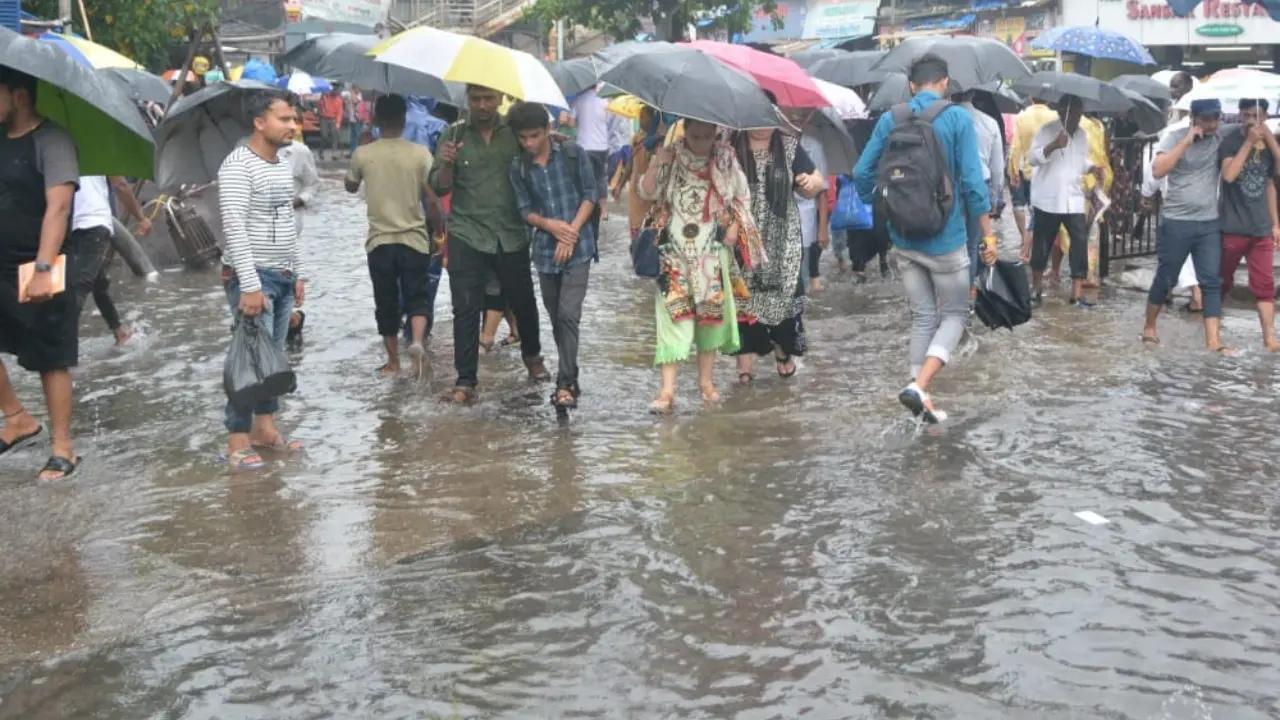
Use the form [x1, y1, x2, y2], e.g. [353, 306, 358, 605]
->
[223, 267, 295, 433]
[349, 121, 365, 153]
[1147, 218, 1223, 318]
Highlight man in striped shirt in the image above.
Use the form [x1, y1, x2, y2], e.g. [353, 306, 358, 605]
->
[217, 92, 306, 470]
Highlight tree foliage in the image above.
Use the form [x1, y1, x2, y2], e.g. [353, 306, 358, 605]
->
[23, 0, 219, 70]
[527, 0, 777, 43]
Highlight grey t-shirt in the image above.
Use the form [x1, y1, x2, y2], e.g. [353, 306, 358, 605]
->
[1157, 127, 1220, 222]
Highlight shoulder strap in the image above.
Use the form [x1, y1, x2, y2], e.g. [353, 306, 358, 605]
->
[890, 103, 913, 125]
[920, 99, 953, 124]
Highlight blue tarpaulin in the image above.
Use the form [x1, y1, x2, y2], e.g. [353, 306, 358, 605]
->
[905, 13, 976, 30]
[1, 0, 21, 32]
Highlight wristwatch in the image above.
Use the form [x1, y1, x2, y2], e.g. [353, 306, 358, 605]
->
[33, 262, 52, 273]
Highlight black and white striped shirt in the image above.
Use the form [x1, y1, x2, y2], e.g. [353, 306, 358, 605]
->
[217, 144, 303, 292]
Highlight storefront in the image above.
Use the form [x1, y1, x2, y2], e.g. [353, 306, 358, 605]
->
[1062, 0, 1280, 72]
[739, 0, 878, 47]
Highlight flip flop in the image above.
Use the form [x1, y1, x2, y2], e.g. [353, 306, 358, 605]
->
[550, 388, 578, 410]
[227, 448, 266, 471]
[738, 372, 754, 386]
[253, 437, 304, 452]
[441, 386, 477, 405]
[38, 454, 82, 481]
[0, 425, 42, 456]
[774, 354, 798, 379]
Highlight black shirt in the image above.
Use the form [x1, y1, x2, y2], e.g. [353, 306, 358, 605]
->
[0, 122, 79, 272]
[1217, 124, 1279, 238]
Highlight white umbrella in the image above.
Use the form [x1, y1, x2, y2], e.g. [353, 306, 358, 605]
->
[283, 70, 330, 95]
[1174, 69, 1280, 112]
[813, 78, 867, 119]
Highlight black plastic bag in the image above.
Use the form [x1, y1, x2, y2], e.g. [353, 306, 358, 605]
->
[975, 259, 1032, 330]
[224, 314, 297, 407]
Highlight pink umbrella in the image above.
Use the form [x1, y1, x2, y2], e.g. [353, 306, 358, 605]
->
[684, 40, 830, 109]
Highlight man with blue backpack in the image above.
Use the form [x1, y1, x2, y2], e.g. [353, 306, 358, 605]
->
[853, 53, 996, 424]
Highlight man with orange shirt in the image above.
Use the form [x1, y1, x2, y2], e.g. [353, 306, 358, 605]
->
[318, 87, 344, 161]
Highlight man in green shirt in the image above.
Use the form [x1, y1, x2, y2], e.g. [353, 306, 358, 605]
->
[433, 84, 550, 403]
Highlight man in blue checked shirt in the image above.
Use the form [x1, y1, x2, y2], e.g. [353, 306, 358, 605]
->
[507, 101, 599, 411]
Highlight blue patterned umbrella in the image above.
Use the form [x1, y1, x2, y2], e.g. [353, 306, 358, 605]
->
[1166, 0, 1280, 20]
[1031, 25, 1156, 66]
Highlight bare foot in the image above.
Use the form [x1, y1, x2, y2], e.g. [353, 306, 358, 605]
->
[1208, 344, 1240, 357]
[379, 363, 400, 376]
[113, 325, 134, 346]
[700, 383, 721, 404]
[1265, 340, 1280, 352]
[809, 278, 824, 293]
[649, 392, 675, 415]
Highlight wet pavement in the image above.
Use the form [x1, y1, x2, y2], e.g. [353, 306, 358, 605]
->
[1, 173, 1278, 719]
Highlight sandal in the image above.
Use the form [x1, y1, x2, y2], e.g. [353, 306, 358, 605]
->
[227, 448, 265, 471]
[252, 435, 304, 452]
[499, 334, 521, 348]
[738, 372, 754, 386]
[0, 424, 42, 456]
[774, 353, 798, 379]
[551, 387, 578, 410]
[441, 386, 477, 405]
[38, 454, 81, 481]
[525, 358, 552, 383]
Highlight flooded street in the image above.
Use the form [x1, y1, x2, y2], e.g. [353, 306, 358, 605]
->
[1, 172, 1278, 719]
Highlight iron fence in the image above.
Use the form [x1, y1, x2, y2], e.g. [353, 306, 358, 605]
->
[1100, 135, 1161, 278]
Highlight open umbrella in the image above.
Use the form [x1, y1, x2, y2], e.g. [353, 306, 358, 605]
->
[0, 26, 154, 178]
[35, 32, 170, 107]
[814, 78, 866, 119]
[1116, 88, 1167, 134]
[592, 40, 674, 75]
[1012, 71, 1132, 114]
[277, 69, 331, 95]
[684, 40, 829, 109]
[1110, 74, 1172, 109]
[600, 45, 781, 130]
[1031, 25, 1157, 66]
[154, 80, 280, 191]
[100, 67, 172, 105]
[371, 27, 566, 108]
[543, 57, 598, 98]
[1173, 70, 1280, 112]
[790, 48, 846, 70]
[873, 36, 1030, 92]
[1166, 0, 1280, 21]
[804, 107, 857, 175]
[281, 33, 461, 104]
[867, 72, 911, 112]
[971, 80, 1024, 114]
[809, 50, 889, 89]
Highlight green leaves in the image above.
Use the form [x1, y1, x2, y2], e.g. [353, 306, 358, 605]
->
[24, 0, 219, 69]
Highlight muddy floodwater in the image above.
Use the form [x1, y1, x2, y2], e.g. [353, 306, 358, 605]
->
[1, 174, 1277, 719]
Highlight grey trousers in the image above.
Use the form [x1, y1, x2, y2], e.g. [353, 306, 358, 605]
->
[538, 262, 591, 390]
[893, 246, 970, 379]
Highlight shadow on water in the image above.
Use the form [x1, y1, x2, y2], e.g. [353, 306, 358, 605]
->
[1, 176, 1278, 719]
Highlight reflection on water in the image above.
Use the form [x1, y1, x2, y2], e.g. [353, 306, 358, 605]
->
[1, 175, 1278, 719]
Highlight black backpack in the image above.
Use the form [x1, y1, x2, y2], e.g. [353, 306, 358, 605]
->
[876, 100, 955, 240]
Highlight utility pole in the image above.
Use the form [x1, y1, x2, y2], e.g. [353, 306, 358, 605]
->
[555, 17, 564, 60]
[58, 0, 71, 23]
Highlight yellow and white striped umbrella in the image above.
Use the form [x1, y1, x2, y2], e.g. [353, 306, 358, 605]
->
[370, 27, 567, 108]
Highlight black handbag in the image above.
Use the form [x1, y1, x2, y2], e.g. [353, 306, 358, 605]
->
[631, 225, 662, 278]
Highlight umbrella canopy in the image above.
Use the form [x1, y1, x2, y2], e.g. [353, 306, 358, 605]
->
[278, 69, 331, 95]
[543, 57, 598, 98]
[809, 51, 889, 89]
[592, 40, 674, 76]
[1166, 0, 1280, 20]
[281, 33, 461, 104]
[873, 36, 1030, 92]
[1012, 71, 1132, 113]
[804, 108, 858, 175]
[813, 77, 866, 119]
[1173, 70, 1280, 112]
[154, 80, 281, 191]
[599, 45, 781, 130]
[970, 80, 1025, 114]
[371, 27, 567, 108]
[1116, 88, 1167, 134]
[975, 260, 1032, 330]
[1110, 74, 1172, 108]
[100, 67, 172, 105]
[0, 26, 154, 178]
[1031, 25, 1157, 66]
[38, 32, 140, 69]
[790, 48, 846, 70]
[684, 40, 829, 109]
[867, 72, 911, 112]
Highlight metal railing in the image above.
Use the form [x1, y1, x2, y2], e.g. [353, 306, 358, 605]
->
[396, 0, 536, 34]
[1100, 136, 1161, 278]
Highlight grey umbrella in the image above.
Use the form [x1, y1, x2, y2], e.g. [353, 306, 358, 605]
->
[101, 67, 172, 106]
[810, 51, 889, 89]
[600, 46, 781, 130]
[873, 36, 1031, 91]
[0, 26, 154, 178]
[1110, 74, 1172, 109]
[1012, 71, 1132, 114]
[790, 48, 846, 70]
[592, 40, 678, 75]
[1116, 88, 1167, 134]
[281, 33, 462, 105]
[154, 80, 280, 191]
[804, 107, 857, 175]
[971, 80, 1025, 114]
[543, 57, 598, 98]
[871, 74, 1025, 114]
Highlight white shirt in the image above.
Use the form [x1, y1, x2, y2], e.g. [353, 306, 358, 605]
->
[571, 89, 610, 152]
[963, 102, 1004, 206]
[796, 133, 827, 248]
[1029, 120, 1090, 215]
[217, 145, 303, 292]
[279, 141, 320, 234]
[73, 176, 114, 232]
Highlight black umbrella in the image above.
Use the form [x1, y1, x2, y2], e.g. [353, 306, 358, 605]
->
[810, 51, 889, 88]
[0, 26, 154, 178]
[873, 36, 1031, 92]
[600, 46, 782, 130]
[867, 72, 911, 112]
[281, 33, 462, 104]
[790, 48, 846, 70]
[101, 67, 172, 105]
[975, 259, 1033, 330]
[971, 80, 1025, 114]
[592, 40, 677, 75]
[543, 57, 599, 97]
[1115, 88, 1167, 134]
[154, 80, 280, 191]
[804, 107, 857, 175]
[1012, 71, 1132, 113]
[1110, 74, 1172, 109]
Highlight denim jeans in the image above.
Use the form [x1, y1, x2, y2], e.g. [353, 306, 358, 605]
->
[223, 267, 295, 433]
[893, 247, 970, 379]
[1147, 218, 1223, 318]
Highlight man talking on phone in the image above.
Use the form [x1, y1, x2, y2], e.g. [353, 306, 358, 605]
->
[0, 67, 81, 481]
[1142, 98, 1229, 351]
